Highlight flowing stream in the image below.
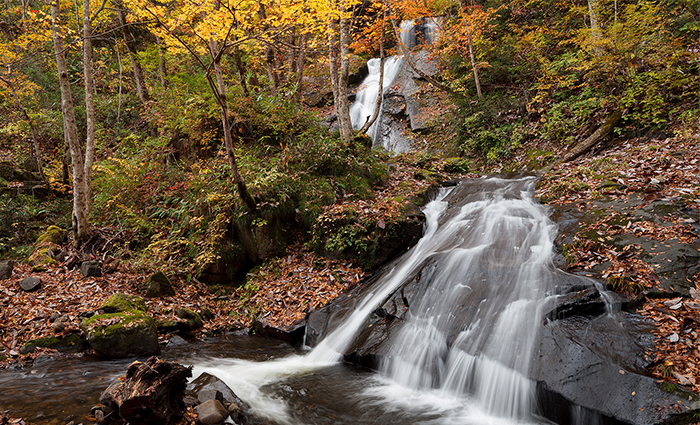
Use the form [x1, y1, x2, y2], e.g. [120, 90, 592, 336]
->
[192, 177, 576, 424]
[1, 177, 624, 424]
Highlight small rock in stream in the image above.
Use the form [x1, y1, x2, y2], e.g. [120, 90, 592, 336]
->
[195, 399, 229, 425]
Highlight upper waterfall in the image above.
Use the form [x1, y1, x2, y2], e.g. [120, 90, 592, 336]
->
[349, 19, 439, 151]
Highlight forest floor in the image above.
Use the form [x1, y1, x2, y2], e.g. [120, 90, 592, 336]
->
[1, 134, 700, 424]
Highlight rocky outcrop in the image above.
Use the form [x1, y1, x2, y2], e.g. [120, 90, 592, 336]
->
[306, 276, 700, 424]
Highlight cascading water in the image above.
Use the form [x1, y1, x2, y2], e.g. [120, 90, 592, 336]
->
[193, 177, 585, 424]
[349, 19, 437, 151]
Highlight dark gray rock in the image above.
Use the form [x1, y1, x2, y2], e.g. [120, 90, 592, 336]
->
[80, 261, 102, 277]
[0, 260, 14, 280]
[19, 276, 41, 292]
[252, 317, 306, 345]
[195, 399, 229, 425]
[166, 335, 188, 347]
[145, 271, 175, 297]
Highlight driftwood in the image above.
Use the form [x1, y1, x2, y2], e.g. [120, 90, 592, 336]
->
[100, 356, 192, 425]
[544, 110, 622, 172]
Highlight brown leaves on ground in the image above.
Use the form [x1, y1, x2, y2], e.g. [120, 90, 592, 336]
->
[538, 134, 700, 393]
[639, 288, 700, 394]
[241, 243, 365, 329]
[537, 136, 700, 207]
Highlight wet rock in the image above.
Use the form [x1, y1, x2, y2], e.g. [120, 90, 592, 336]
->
[19, 276, 41, 292]
[176, 307, 203, 331]
[81, 310, 160, 358]
[145, 271, 176, 298]
[195, 399, 229, 425]
[252, 317, 306, 345]
[80, 260, 102, 277]
[532, 315, 699, 425]
[0, 260, 14, 280]
[166, 335, 188, 347]
[187, 372, 252, 423]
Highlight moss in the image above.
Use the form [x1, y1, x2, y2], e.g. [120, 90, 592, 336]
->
[28, 245, 58, 268]
[21, 333, 85, 353]
[100, 293, 147, 313]
[80, 310, 151, 336]
[35, 225, 66, 245]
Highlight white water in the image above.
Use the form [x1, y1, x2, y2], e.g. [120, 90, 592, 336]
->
[193, 177, 570, 425]
[349, 19, 437, 151]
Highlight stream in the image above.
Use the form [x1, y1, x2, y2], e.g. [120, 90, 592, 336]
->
[1, 177, 694, 425]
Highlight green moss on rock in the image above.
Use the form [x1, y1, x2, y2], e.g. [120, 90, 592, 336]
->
[21, 333, 86, 353]
[80, 310, 159, 358]
[35, 226, 66, 245]
[145, 271, 176, 298]
[100, 293, 147, 313]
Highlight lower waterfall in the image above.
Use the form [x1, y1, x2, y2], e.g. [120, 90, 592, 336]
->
[193, 177, 587, 424]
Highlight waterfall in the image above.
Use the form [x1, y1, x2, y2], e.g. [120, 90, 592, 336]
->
[349, 19, 437, 150]
[308, 177, 556, 420]
[193, 177, 621, 425]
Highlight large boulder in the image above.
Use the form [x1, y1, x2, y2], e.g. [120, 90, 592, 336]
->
[80, 310, 160, 358]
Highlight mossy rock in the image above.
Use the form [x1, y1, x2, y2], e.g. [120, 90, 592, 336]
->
[176, 308, 203, 331]
[28, 226, 66, 268]
[28, 245, 59, 268]
[145, 271, 176, 298]
[36, 225, 66, 246]
[100, 293, 147, 313]
[20, 333, 86, 354]
[80, 310, 159, 359]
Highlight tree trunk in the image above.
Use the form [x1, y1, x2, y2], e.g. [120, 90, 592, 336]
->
[329, 13, 353, 143]
[82, 0, 96, 214]
[117, 0, 149, 103]
[547, 110, 622, 170]
[52, 0, 89, 246]
[0, 73, 46, 182]
[100, 356, 192, 425]
[209, 38, 257, 211]
[157, 36, 168, 89]
[293, 32, 307, 102]
[232, 43, 249, 98]
[359, 3, 386, 134]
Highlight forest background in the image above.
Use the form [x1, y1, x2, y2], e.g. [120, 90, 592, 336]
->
[0, 0, 699, 394]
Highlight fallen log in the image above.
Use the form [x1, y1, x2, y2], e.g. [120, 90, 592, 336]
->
[99, 356, 192, 425]
[544, 110, 622, 172]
